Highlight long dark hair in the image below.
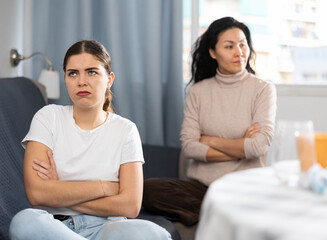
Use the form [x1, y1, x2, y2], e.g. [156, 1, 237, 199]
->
[63, 40, 114, 112]
[190, 17, 256, 85]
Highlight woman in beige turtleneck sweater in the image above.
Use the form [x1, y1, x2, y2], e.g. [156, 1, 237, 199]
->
[143, 17, 277, 227]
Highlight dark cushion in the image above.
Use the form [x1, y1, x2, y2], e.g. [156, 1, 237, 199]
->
[142, 144, 180, 179]
[0, 77, 46, 240]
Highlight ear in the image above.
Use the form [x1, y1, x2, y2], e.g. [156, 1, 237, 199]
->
[63, 73, 67, 83]
[107, 72, 115, 89]
[209, 48, 217, 59]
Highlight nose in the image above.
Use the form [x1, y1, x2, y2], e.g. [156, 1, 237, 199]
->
[77, 73, 87, 86]
[234, 46, 242, 56]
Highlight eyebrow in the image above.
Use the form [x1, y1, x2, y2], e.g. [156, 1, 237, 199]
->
[66, 67, 100, 72]
[85, 67, 100, 71]
[224, 38, 247, 44]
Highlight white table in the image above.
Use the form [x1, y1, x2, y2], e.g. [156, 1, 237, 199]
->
[196, 167, 327, 240]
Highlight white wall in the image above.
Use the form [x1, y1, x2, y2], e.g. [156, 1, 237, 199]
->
[276, 85, 327, 132]
[0, 0, 34, 78]
[0, 0, 25, 77]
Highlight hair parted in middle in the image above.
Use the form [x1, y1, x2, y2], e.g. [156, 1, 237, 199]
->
[63, 40, 114, 112]
[190, 16, 256, 85]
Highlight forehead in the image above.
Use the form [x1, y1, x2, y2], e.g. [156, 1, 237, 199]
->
[66, 53, 102, 69]
[218, 28, 247, 43]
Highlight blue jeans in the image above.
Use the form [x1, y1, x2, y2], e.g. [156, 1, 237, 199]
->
[9, 208, 171, 240]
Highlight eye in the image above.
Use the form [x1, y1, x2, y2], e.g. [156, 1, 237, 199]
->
[88, 70, 97, 76]
[225, 45, 233, 49]
[240, 43, 247, 48]
[68, 71, 77, 77]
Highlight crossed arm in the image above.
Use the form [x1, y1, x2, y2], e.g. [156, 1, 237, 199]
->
[200, 123, 260, 162]
[24, 141, 143, 218]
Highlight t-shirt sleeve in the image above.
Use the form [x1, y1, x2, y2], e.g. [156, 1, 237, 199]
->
[21, 106, 55, 150]
[244, 82, 277, 159]
[120, 123, 144, 165]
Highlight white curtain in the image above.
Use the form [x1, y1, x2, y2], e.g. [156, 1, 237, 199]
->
[26, 0, 184, 147]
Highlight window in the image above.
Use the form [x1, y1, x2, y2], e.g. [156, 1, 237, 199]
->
[183, 0, 327, 85]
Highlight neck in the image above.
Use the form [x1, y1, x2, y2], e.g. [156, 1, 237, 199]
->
[215, 69, 247, 87]
[73, 106, 108, 130]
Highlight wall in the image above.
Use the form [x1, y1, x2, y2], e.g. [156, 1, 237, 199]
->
[0, 1, 23, 77]
[276, 85, 327, 132]
[0, 0, 34, 78]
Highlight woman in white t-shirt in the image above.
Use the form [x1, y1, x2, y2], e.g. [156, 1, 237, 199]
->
[9, 40, 171, 240]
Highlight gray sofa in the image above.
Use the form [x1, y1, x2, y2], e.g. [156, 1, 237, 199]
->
[0, 77, 196, 240]
[0, 77, 46, 240]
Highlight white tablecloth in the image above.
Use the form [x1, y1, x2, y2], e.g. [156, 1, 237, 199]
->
[196, 167, 327, 240]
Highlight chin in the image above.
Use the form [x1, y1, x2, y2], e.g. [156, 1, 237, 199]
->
[233, 67, 245, 74]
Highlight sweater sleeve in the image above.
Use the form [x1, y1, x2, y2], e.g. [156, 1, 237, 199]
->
[244, 82, 277, 159]
[180, 87, 209, 162]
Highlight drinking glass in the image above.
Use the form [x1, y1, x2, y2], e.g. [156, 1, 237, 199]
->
[271, 120, 316, 187]
[315, 132, 327, 168]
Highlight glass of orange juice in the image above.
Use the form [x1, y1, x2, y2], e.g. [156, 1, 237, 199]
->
[271, 120, 316, 187]
[272, 120, 316, 187]
[315, 133, 327, 168]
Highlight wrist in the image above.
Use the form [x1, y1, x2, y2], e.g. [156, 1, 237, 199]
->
[99, 180, 105, 197]
[210, 136, 220, 149]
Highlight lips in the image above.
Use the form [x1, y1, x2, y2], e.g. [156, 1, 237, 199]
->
[77, 91, 90, 96]
[233, 60, 243, 64]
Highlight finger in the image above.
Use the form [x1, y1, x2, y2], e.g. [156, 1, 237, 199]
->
[48, 151, 57, 169]
[245, 129, 253, 137]
[47, 151, 52, 160]
[248, 127, 259, 134]
[249, 129, 260, 138]
[248, 123, 259, 131]
[32, 164, 49, 175]
[250, 124, 260, 131]
[245, 128, 256, 137]
[249, 124, 259, 132]
[245, 123, 260, 138]
[252, 122, 259, 127]
[33, 159, 50, 170]
[32, 164, 39, 171]
[39, 161, 50, 169]
[37, 171, 49, 180]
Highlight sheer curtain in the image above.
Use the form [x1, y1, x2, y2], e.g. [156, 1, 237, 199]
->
[27, 0, 184, 147]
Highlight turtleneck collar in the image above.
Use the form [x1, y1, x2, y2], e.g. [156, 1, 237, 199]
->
[215, 69, 248, 88]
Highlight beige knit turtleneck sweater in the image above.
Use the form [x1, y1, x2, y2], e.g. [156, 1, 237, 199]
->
[180, 70, 277, 186]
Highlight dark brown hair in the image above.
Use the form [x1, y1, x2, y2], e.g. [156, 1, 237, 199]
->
[63, 40, 114, 112]
[190, 17, 256, 85]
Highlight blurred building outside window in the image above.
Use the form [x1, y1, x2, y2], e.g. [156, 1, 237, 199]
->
[183, 0, 327, 85]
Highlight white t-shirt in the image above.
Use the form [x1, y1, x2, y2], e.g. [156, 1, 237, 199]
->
[22, 104, 144, 215]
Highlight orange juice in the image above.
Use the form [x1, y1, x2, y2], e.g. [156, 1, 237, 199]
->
[315, 132, 327, 168]
[296, 133, 315, 171]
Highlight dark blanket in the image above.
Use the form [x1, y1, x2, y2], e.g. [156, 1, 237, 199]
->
[0, 77, 46, 239]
